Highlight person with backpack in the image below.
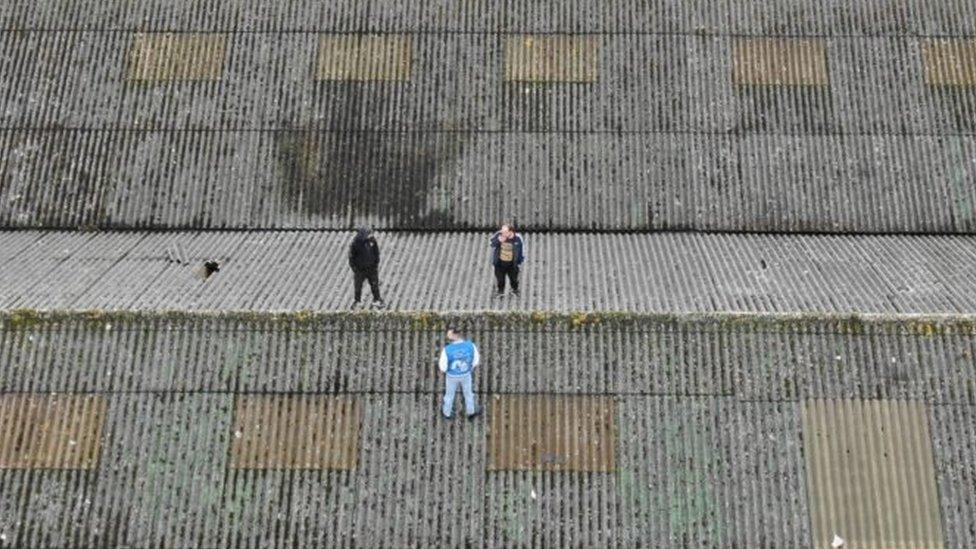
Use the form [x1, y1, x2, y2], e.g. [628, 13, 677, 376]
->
[489, 223, 525, 298]
[439, 326, 481, 420]
[348, 227, 383, 308]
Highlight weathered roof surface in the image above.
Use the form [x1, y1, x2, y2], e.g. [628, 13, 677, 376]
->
[1, 0, 975, 546]
[0, 393, 815, 547]
[3, 312, 974, 402]
[1, 230, 975, 314]
[1, 0, 974, 34]
[0, 6, 974, 231]
[3, 130, 974, 232]
[0, 312, 972, 547]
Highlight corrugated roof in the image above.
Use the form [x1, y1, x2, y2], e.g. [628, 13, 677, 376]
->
[2, 0, 975, 34]
[2, 312, 974, 402]
[0, 312, 972, 546]
[7, 33, 972, 134]
[0, 394, 807, 547]
[1, 231, 975, 314]
[0, 27, 974, 231]
[1, 0, 975, 545]
[802, 398, 945, 547]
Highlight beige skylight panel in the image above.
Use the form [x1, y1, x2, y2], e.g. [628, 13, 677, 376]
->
[487, 395, 616, 472]
[733, 38, 828, 86]
[0, 394, 107, 469]
[802, 399, 944, 548]
[128, 33, 227, 81]
[317, 34, 413, 81]
[504, 35, 599, 83]
[229, 394, 361, 470]
[921, 39, 976, 86]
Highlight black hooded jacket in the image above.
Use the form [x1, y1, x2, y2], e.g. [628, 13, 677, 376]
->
[349, 229, 380, 271]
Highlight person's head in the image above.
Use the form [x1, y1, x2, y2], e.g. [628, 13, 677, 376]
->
[499, 223, 514, 239]
[446, 326, 464, 342]
[356, 226, 372, 240]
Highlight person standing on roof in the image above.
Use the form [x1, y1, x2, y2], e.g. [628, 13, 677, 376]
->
[439, 326, 481, 420]
[490, 223, 525, 298]
[349, 227, 384, 308]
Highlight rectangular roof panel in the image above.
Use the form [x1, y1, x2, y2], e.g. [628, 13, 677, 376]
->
[732, 38, 828, 86]
[316, 34, 412, 81]
[127, 33, 227, 81]
[504, 35, 599, 82]
[802, 399, 944, 548]
[229, 394, 360, 470]
[487, 395, 616, 472]
[0, 394, 107, 469]
[921, 39, 976, 86]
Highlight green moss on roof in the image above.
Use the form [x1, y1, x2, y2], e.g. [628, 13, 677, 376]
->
[2, 308, 976, 335]
[7, 308, 43, 328]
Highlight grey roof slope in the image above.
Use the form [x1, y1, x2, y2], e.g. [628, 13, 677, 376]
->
[0, 394, 817, 547]
[3, 312, 974, 403]
[0, 312, 973, 547]
[3, 130, 974, 232]
[1, 0, 975, 546]
[1, 230, 975, 314]
[2, 0, 974, 34]
[0, 11, 974, 231]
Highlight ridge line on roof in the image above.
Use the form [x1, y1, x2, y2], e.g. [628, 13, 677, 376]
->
[4, 308, 976, 329]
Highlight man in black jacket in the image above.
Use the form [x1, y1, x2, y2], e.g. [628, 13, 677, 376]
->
[349, 227, 383, 307]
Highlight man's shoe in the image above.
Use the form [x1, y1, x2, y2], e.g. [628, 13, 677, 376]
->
[372, 300, 385, 309]
[351, 300, 361, 309]
[494, 292, 505, 299]
[466, 407, 482, 420]
[511, 290, 520, 297]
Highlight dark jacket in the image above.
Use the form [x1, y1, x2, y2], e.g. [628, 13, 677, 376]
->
[349, 229, 380, 271]
[490, 231, 525, 267]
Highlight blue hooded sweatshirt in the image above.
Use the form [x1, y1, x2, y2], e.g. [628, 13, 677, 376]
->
[439, 340, 481, 377]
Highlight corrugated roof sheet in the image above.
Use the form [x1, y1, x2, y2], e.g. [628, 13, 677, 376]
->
[2, 0, 975, 35]
[0, 313, 972, 546]
[802, 398, 945, 547]
[0, 27, 973, 231]
[1, 231, 975, 314]
[0, 394, 107, 470]
[1, 0, 975, 545]
[2, 312, 974, 402]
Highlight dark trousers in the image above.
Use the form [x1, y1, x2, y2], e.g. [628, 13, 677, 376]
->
[353, 267, 381, 301]
[494, 263, 519, 293]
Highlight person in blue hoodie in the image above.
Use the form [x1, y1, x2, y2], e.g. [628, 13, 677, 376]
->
[439, 326, 482, 420]
[489, 223, 525, 298]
